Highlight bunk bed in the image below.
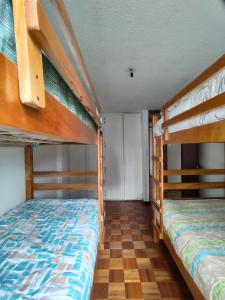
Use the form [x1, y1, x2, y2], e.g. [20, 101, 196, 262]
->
[0, 0, 104, 299]
[152, 54, 225, 300]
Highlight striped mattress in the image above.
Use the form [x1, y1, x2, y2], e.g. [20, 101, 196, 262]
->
[163, 199, 225, 300]
[0, 199, 99, 299]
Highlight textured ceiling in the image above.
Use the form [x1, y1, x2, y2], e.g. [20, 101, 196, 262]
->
[44, 1, 225, 112]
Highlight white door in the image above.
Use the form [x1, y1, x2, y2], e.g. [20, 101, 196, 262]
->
[102, 113, 124, 200]
[124, 114, 142, 200]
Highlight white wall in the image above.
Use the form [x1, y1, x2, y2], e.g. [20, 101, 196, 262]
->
[199, 143, 225, 197]
[0, 148, 25, 215]
[167, 144, 181, 183]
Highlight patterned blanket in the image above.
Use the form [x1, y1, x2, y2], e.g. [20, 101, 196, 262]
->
[163, 199, 225, 300]
[0, 199, 99, 299]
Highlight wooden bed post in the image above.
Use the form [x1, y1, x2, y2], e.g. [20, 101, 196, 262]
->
[25, 145, 34, 200]
[159, 135, 164, 239]
[152, 115, 159, 242]
[97, 130, 104, 249]
[152, 114, 164, 242]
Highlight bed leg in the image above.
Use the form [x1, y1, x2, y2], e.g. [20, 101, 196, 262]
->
[99, 225, 105, 250]
[25, 145, 33, 200]
[153, 226, 159, 243]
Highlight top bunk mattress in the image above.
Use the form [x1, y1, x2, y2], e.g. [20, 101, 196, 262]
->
[153, 57, 225, 136]
[153, 105, 225, 136]
[163, 199, 225, 300]
[0, 0, 97, 132]
[0, 198, 99, 300]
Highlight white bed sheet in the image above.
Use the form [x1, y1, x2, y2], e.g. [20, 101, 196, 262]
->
[153, 105, 225, 137]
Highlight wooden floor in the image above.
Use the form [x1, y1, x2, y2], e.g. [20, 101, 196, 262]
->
[91, 201, 193, 300]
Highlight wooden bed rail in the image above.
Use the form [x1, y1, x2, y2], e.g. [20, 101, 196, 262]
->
[162, 92, 225, 129]
[33, 183, 97, 191]
[164, 182, 225, 190]
[33, 171, 98, 177]
[164, 169, 225, 175]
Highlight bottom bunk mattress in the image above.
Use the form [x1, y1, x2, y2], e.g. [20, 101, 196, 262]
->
[0, 199, 99, 300]
[163, 199, 225, 300]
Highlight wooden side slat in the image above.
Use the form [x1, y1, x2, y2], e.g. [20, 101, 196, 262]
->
[163, 92, 225, 128]
[165, 196, 225, 200]
[164, 182, 225, 190]
[0, 54, 97, 145]
[12, 0, 45, 108]
[165, 119, 225, 144]
[33, 183, 97, 190]
[33, 171, 98, 177]
[98, 130, 104, 250]
[164, 169, 225, 176]
[25, 145, 33, 199]
[162, 54, 225, 110]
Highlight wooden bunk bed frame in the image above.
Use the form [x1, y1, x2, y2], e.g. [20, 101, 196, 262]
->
[0, 0, 104, 249]
[152, 54, 225, 300]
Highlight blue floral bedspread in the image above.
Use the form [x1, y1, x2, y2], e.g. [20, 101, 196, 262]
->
[0, 199, 99, 299]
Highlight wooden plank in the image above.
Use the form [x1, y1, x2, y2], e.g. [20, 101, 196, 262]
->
[152, 220, 162, 239]
[0, 54, 97, 145]
[12, 0, 45, 109]
[24, 145, 33, 199]
[162, 54, 225, 110]
[24, 0, 100, 126]
[163, 92, 225, 128]
[164, 231, 205, 300]
[159, 137, 164, 236]
[152, 156, 162, 162]
[165, 119, 225, 144]
[98, 130, 104, 250]
[164, 182, 225, 190]
[152, 114, 162, 243]
[33, 183, 97, 190]
[164, 169, 225, 176]
[165, 196, 225, 200]
[33, 171, 98, 177]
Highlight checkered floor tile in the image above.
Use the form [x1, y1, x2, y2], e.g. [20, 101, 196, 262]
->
[91, 201, 193, 300]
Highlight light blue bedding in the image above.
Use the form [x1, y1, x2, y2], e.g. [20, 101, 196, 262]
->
[0, 199, 99, 299]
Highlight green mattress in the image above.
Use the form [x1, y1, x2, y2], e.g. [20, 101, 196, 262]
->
[0, 0, 97, 132]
